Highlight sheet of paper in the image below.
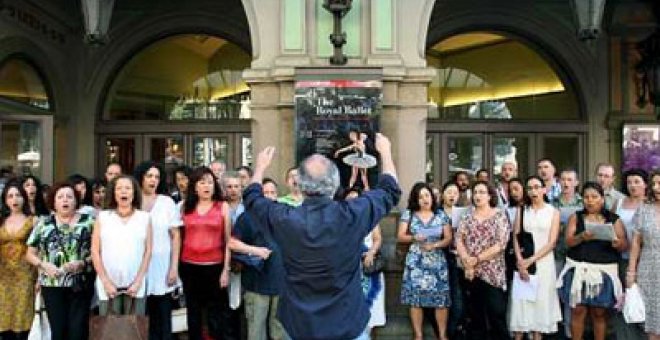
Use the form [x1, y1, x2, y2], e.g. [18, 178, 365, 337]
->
[417, 227, 442, 239]
[512, 271, 539, 302]
[451, 207, 470, 230]
[559, 207, 581, 224]
[585, 222, 615, 241]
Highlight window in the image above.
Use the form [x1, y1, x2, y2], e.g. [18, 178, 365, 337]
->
[0, 58, 51, 110]
[427, 32, 579, 120]
[106, 34, 251, 120]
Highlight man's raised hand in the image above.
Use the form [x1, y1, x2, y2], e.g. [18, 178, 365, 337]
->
[256, 146, 276, 171]
[374, 133, 391, 155]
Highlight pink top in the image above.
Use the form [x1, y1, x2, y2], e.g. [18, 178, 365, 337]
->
[181, 202, 226, 264]
[458, 210, 510, 290]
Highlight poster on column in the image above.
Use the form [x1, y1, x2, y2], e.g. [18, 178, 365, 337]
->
[295, 70, 382, 191]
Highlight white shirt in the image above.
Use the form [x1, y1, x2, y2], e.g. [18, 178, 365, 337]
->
[146, 195, 182, 295]
[96, 209, 150, 299]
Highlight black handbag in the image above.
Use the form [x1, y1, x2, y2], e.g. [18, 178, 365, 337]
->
[516, 208, 536, 275]
[362, 251, 386, 275]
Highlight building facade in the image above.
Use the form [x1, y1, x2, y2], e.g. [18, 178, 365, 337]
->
[1, 0, 658, 337]
[1, 0, 657, 191]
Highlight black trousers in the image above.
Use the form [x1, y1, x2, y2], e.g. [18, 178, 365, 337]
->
[0, 331, 28, 340]
[180, 262, 234, 340]
[464, 278, 509, 340]
[41, 286, 93, 340]
[147, 294, 173, 340]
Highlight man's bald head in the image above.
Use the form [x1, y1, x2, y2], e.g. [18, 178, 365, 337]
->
[298, 154, 340, 198]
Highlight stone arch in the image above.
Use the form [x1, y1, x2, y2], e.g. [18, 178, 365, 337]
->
[425, 4, 606, 121]
[0, 36, 67, 115]
[83, 9, 253, 120]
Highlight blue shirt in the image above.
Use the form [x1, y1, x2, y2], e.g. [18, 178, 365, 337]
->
[243, 174, 401, 340]
[233, 211, 284, 295]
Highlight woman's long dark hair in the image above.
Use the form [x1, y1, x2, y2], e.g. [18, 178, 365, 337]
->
[407, 181, 438, 212]
[1, 179, 33, 225]
[20, 175, 49, 216]
[183, 167, 224, 215]
[523, 175, 550, 206]
[133, 161, 168, 195]
[68, 174, 93, 206]
[507, 177, 525, 207]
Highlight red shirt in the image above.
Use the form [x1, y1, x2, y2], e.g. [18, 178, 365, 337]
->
[181, 202, 226, 264]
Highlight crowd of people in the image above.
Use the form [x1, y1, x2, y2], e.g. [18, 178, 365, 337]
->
[0, 133, 658, 340]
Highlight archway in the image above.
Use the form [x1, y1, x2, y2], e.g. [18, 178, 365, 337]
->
[97, 34, 252, 185]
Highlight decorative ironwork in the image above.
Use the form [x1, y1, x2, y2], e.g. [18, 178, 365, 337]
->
[81, 0, 115, 45]
[571, 0, 606, 41]
[323, 0, 353, 65]
[635, 4, 660, 118]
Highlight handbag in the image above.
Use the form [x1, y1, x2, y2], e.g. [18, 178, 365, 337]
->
[89, 298, 148, 340]
[28, 293, 51, 340]
[228, 272, 242, 310]
[362, 251, 386, 275]
[623, 284, 646, 323]
[516, 208, 536, 275]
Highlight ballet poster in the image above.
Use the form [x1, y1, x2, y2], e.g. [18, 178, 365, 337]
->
[295, 71, 382, 190]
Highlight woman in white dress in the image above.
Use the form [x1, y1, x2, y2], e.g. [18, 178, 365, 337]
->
[135, 161, 182, 339]
[509, 175, 562, 339]
[91, 175, 152, 315]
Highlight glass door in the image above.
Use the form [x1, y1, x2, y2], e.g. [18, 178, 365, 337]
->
[191, 134, 231, 168]
[98, 135, 141, 177]
[490, 134, 533, 180]
[143, 134, 185, 190]
[428, 132, 585, 185]
[441, 134, 484, 182]
[537, 134, 584, 179]
[0, 114, 53, 184]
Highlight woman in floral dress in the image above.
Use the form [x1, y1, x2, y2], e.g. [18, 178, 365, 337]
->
[456, 180, 510, 339]
[398, 182, 452, 340]
[628, 170, 660, 339]
[0, 180, 36, 340]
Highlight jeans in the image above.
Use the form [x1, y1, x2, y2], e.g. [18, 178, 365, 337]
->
[244, 291, 286, 340]
[41, 286, 93, 340]
[180, 262, 232, 340]
[147, 294, 173, 340]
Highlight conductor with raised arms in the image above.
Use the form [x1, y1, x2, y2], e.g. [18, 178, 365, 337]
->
[243, 133, 401, 340]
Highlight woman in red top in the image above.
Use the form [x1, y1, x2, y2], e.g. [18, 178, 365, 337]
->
[180, 167, 232, 340]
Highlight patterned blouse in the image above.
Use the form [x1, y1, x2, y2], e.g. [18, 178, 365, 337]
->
[458, 209, 510, 290]
[26, 213, 94, 287]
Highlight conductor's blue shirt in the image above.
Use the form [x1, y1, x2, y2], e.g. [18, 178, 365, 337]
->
[243, 174, 401, 340]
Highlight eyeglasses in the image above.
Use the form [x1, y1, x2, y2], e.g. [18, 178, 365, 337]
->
[526, 185, 543, 191]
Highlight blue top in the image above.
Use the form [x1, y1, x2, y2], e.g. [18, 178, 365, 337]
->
[243, 174, 401, 340]
[233, 211, 284, 295]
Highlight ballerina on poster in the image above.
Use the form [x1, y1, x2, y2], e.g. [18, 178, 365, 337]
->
[334, 128, 378, 190]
